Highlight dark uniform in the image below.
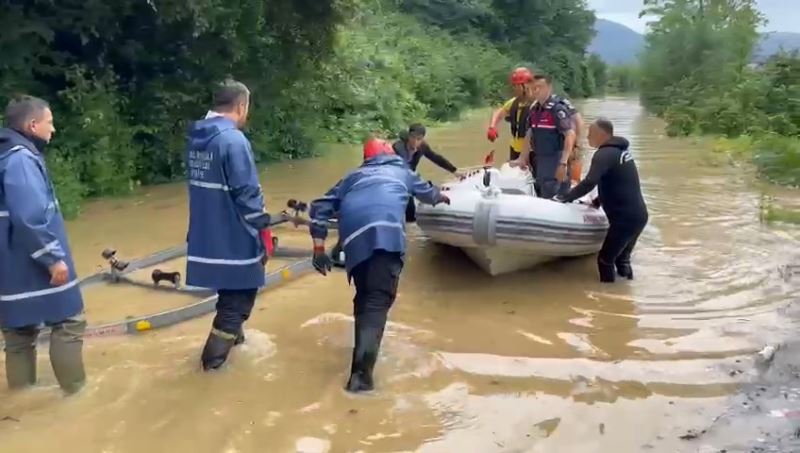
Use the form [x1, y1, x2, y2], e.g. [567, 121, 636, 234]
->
[528, 95, 575, 199]
[184, 113, 272, 371]
[392, 133, 457, 222]
[559, 136, 649, 283]
[309, 154, 445, 392]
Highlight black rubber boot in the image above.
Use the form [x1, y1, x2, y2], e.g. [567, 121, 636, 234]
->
[345, 323, 384, 393]
[234, 328, 245, 346]
[615, 260, 634, 280]
[598, 258, 616, 283]
[201, 329, 236, 371]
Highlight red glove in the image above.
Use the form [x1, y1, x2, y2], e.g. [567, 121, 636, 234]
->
[260, 229, 274, 257]
[487, 127, 498, 142]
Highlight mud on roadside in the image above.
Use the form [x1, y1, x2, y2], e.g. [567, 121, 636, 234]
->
[673, 336, 800, 452]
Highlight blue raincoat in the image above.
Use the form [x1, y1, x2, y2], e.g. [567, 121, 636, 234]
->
[0, 128, 83, 329]
[185, 114, 271, 290]
[309, 155, 443, 276]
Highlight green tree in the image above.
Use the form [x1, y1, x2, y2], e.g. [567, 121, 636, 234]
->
[639, 0, 800, 188]
[639, 0, 763, 114]
[0, 0, 600, 217]
[607, 65, 639, 93]
[587, 54, 608, 95]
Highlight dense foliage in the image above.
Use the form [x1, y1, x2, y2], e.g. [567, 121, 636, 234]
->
[0, 0, 604, 217]
[638, 0, 800, 187]
[606, 65, 639, 93]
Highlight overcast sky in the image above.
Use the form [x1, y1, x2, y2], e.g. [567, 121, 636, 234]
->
[588, 0, 798, 33]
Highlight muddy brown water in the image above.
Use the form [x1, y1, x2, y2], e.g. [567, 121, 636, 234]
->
[2, 97, 800, 452]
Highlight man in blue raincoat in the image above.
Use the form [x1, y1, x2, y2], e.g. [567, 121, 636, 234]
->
[185, 79, 272, 371]
[308, 138, 450, 393]
[0, 95, 86, 394]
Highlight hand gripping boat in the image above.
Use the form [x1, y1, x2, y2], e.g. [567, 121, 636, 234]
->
[415, 160, 609, 276]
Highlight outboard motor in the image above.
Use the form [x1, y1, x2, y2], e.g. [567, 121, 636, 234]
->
[479, 168, 502, 199]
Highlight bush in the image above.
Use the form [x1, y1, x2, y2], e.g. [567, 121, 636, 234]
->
[312, 8, 512, 143]
[1, 0, 598, 217]
[753, 134, 800, 186]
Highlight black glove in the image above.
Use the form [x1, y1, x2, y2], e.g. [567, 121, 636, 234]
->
[591, 197, 601, 209]
[312, 246, 333, 276]
[552, 194, 567, 203]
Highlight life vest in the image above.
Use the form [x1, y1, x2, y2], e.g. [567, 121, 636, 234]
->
[528, 96, 568, 157]
[507, 97, 532, 139]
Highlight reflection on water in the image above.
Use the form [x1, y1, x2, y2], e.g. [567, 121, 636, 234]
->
[1, 97, 799, 452]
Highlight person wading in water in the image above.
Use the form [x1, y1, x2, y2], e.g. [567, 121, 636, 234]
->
[0, 95, 87, 395]
[184, 79, 274, 371]
[555, 118, 649, 283]
[392, 123, 461, 222]
[308, 138, 449, 393]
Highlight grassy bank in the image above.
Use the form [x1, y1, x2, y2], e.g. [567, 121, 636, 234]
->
[710, 134, 800, 224]
[713, 135, 800, 187]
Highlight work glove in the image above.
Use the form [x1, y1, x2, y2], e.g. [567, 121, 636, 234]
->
[487, 127, 498, 142]
[591, 198, 601, 209]
[313, 245, 333, 276]
[260, 229, 274, 265]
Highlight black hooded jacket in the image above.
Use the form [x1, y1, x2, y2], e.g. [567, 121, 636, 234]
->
[562, 136, 648, 223]
[392, 131, 457, 173]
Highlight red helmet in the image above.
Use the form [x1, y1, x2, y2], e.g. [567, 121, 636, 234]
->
[510, 67, 534, 85]
[363, 138, 395, 160]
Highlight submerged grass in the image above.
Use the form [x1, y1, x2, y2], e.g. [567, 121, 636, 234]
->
[712, 135, 800, 224]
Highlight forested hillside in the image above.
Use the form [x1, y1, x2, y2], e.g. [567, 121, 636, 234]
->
[0, 0, 604, 217]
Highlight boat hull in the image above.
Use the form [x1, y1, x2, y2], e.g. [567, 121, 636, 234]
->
[462, 246, 555, 276]
[416, 164, 609, 276]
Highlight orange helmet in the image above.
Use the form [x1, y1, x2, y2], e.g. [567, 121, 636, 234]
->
[510, 67, 534, 85]
[363, 138, 395, 160]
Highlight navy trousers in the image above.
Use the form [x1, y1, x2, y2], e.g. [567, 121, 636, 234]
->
[213, 289, 257, 335]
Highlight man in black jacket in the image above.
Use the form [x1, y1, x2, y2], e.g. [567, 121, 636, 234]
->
[556, 118, 648, 283]
[393, 124, 462, 222]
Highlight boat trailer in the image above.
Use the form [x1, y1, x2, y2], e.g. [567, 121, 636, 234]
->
[5, 200, 336, 344]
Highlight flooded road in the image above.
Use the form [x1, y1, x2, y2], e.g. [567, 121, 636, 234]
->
[2, 96, 800, 452]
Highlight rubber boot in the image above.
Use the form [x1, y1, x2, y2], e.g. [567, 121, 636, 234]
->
[615, 260, 634, 280]
[201, 328, 237, 371]
[234, 328, 246, 346]
[49, 318, 87, 395]
[2, 326, 39, 390]
[346, 322, 385, 393]
[597, 257, 616, 283]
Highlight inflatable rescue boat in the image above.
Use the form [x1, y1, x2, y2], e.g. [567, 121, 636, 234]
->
[415, 161, 609, 276]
